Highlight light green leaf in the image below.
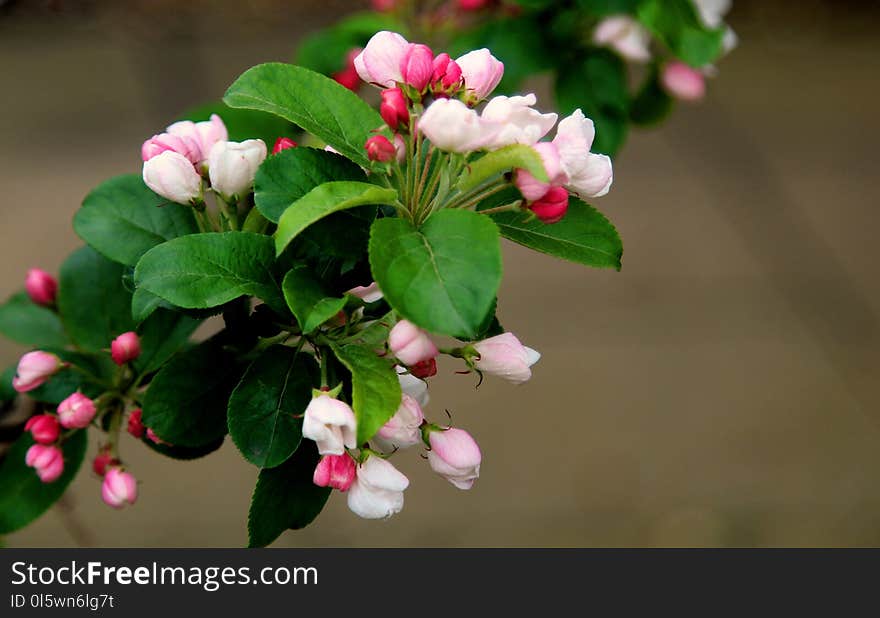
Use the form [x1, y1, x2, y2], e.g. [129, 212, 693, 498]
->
[134, 232, 287, 316]
[74, 174, 199, 267]
[224, 63, 384, 166]
[637, 0, 725, 68]
[369, 209, 502, 339]
[282, 267, 348, 334]
[255, 147, 366, 223]
[274, 181, 398, 256]
[456, 144, 548, 192]
[0, 430, 87, 534]
[228, 345, 318, 468]
[0, 292, 68, 348]
[331, 343, 402, 445]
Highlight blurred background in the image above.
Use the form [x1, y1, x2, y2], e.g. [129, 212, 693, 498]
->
[1, 0, 879, 547]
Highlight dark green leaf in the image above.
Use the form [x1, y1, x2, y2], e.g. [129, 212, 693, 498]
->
[369, 209, 502, 339]
[0, 292, 68, 348]
[575, 0, 641, 15]
[255, 147, 365, 223]
[142, 342, 241, 448]
[248, 441, 330, 547]
[131, 287, 172, 323]
[274, 181, 398, 256]
[0, 430, 87, 534]
[630, 66, 674, 126]
[134, 309, 201, 375]
[228, 345, 318, 468]
[74, 174, 199, 267]
[281, 267, 348, 334]
[330, 343, 401, 445]
[58, 246, 135, 352]
[489, 196, 623, 269]
[224, 63, 384, 166]
[142, 435, 226, 461]
[134, 232, 287, 316]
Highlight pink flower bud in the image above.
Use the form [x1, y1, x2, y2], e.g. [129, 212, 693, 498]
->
[661, 61, 707, 102]
[380, 88, 409, 130]
[515, 141, 566, 201]
[455, 48, 504, 102]
[26, 444, 64, 483]
[345, 282, 383, 303]
[110, 331, 141, 365]
[427, 427, 481, 489]
[141, 132, 201, 165]
[127, 409, 145, 439]
[102, 468, 138, 509]
[272, 137, 298, 154]
[25, 414, 60, 445]
[302, 394, 357, 455]
[166, 114, 228, 165]
[400, 43, 434, 91]
[57, 392, 96, 429]
[409, 358, 437, 379]
[347, 455, 409, 519]
[472, 332, 540, 384]
[529, 186, 570, 224]
[333, 66, 361, 91]
[142, 151, 202, 205]
[92, 449, 118, 477]
[458, 0, 491, 10]
[375, 393, 425, 451]
[13, 351, 63, 393]
[365, 135, 397, 163]
[208, 139, 268, 199]
[388, 320, 439, 366]
[25, 268, 57, 306]
[313, 453, 357, 491]
[354, 31, 410, 88]
[431, 53, 462, 94]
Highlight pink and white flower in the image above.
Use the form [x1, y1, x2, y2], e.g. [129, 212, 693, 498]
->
[102, 468, 138, 508]
[661, 61, 707, 101]
[514, 141, 567, 202]
[142, 151, 202, 205]
[593, 16, 652, 63]
[426, 427, 482, 490]
[111, 331, 141, 366]
[472, 332, 540, 384]
[481, 94, 557, 149]
[166, 114, 228, 165]
[208, 139, 267, 199]
[25, 269, 57, 306]
[26, 444, 64, 483]
[302, 394, 357, 455]
[313, 453, 357, 491]
[388, 320, 438, 366]
[347, 455, 409, 519]
[25, 414, 60, 445]
[374, 394, 424, 451]
[13, 351, 63, 393]
[419, 98, 497, 153]
[57, 392, 96, 429]
[553, 109, 613, 198]
[354, 31, 409, 88]
[456, 48, 504, 102]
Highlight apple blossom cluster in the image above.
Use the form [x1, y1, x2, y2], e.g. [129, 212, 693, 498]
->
[594, 0, 737, 101]
[1, 26, 624, 544]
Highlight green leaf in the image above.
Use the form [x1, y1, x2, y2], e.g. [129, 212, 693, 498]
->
[58, 246, 135, 352]
[457, 145, 548, 192]
[369, 209, 502, 339]
[330, 343, 402, 445]
[629, 67, 674, 126]
[224, 63, 384, 166]
[134, 309, 200, 375]
[575, 0, 640, 15]
[0, 292, 68, 348]
[248, 441, 330, 547]
[73, 174, 198, 267]
[178, 101, 298, 146]
[0, 430, 87, 534]
[490, 196, 623, 269]
[255, 147, 366, 223]
[0, 365, 17, 404]
[28, 349, 113, 405]
[274, 181, 398, 256]
[131, 287, 172, 323]
[295, 12, 407, 75]
[142, 342, 241, 448]
[282, 267, 348, 334]
[229, 346, 318, 468]
[555, 48, 630, 156]
[637, 0, 725, 68]
[134, 232, 287, 316]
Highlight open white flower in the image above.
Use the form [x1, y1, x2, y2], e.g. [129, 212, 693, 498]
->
[481, 94, 558, 150]
[552, 110, 613, 199]
[347, 456, 409, 519]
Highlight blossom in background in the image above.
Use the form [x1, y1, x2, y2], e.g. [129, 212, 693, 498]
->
[661, 61, 707, 101]
[593, 16, 652, 63]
